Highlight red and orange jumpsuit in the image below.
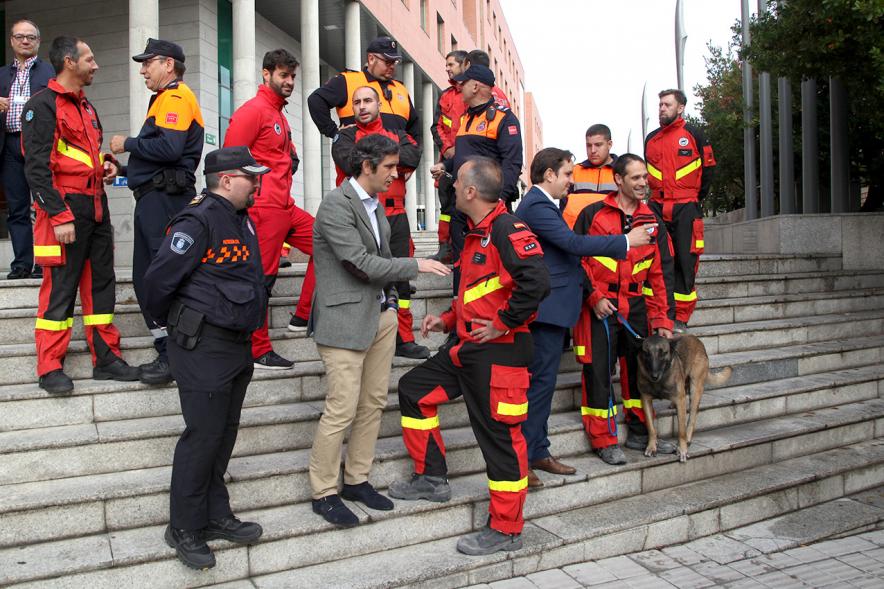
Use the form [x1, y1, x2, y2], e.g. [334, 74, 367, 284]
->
[397, 201, 550, 534]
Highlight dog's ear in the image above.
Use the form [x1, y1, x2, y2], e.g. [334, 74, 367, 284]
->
[669, 338, 679, 355]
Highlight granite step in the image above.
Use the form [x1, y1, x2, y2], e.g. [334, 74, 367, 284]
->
[1, 371, 882, 544]
[1, 418, 881, 588]
[695, 269, 884, 300]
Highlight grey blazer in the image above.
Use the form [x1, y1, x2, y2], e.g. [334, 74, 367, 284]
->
[310, 180, 419, 351]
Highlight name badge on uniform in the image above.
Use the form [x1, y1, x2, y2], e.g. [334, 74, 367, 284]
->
[12, 95, 27, 104]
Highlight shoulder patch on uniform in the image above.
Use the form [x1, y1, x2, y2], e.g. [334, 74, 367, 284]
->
[507, 125, 518, 135]
[170, 232, 194, 255]
[24, 110, 34, 122]
[513, 222, 527, 229]
[189, 193, 205, 206]
[165, 112, 179, 125]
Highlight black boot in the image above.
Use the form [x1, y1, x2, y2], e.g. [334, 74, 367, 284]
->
[204, 515, 263, 544]
[139, 356, 173, 385]
[92, 357, 141, 381]
[428, 242, 452, 264]
[39, 369, 74, 395]
[396, 341, 430, 359]
[164, 526, 215, 570]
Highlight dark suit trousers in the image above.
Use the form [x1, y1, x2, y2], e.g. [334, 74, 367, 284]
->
[523, 321, 567, 462]
[2, 132, 33, 272]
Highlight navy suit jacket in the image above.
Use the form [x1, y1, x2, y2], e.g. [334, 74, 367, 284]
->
[0, 57, 54, 154]
[514, 186, 627, 328]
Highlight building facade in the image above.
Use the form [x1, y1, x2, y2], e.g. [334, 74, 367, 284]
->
[0, 0, 539, 268]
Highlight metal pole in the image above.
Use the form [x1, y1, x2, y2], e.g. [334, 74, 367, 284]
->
[800, 78, 819, 213]
[829, 77, 849, 213]
[675, 0, 687, 92]
[778, 77, 795, 214]
[741, 0, 758, 219]
[757, 0, 774, 217]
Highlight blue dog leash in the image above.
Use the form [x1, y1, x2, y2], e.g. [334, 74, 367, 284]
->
[601, 311, 643, 436]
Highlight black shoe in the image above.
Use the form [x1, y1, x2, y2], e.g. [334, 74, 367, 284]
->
[254, 350, 294, 370]
[204, 515, 263, 544]
[279, 258, 292, 268]
[288, 315, 308, 333]
[30, 265, 43, 279]
[456, 526, 523, 556]
[6, 267, 30, 280]
[396, 341, 430, 359]
[428, 243, 452, 264]
[341, 481, 394, 511]
[39, 369, 74, 395]
[92, 356, 141, 381]
[388, 473, 451, 503]
[311, 494, 359, 528]
[139, 356, 173, 385]
[596, 445, 628, 465]
[164, 525, 215, 570]
[625, 434, 677, 455]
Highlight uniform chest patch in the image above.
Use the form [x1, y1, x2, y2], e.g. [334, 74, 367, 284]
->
[397, 94, 405, 101]
[678, 137, 689, 147]
[274, 122, 282, 135]
[481, 234, 491, 247]
[165, 112, 179, 125]
[92, 120, 99, 129]
[523, 242, 538, 253]
[24, 110, 33, 122]
[472, 252, 487, 265]
[678, 148, 693, 156]
[477, 121, 487, 132]
[170, 232, 194, 255]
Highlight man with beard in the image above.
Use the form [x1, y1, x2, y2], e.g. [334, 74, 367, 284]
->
[224, 48, 316, 370]
[143, 146, 270, 570]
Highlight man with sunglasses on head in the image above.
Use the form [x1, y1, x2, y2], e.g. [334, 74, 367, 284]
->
[109, 38, 205, 387]
[0, 19, 53, 280]
[308, 36, 420, 149]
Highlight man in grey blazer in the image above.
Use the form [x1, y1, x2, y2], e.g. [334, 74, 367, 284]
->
[309, 134, 450, 527]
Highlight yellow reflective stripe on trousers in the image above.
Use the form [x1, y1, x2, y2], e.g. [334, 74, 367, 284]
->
[632, 259, 652, 275]
[398, 299, 411, 309]
[674, 290, 698, 302]
[592, 256, 618, 273]
[695, 240, 705, 249]
[83, 313, 114, 326]
[642, 286, 654, 297]
[56, 139, 94, 169]
[401, 415, 440, 430]
[35, 317, 74, 331]
[574, 345, 586, 356]
[463, 276, 504, 304]
[488, 477, 528, 493]
[33, 245, 62, 257]
[674, 158, 702, 180]
[438, 214, 451, 223]
[622, 399, 643, 409]
[496, 401, 528, 416]
[581, 405, 617, 417]
[647, 162, 663, 181]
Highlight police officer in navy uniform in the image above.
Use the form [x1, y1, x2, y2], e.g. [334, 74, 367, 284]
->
[143, 146, 269, 570]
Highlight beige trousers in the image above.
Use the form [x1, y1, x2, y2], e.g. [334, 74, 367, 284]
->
[309, 310, 398, 499]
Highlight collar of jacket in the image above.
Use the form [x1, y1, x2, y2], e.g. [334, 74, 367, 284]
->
[205, 190, 245, 216]
[467, 199, 507, 234]
[357, 116, 385, 135]
[11, 55, 37, 70]
[446, 81, 461, 92]
[257, 83, 287, 110]
[578, 154, 617, 170]
[659, 117, 686, 134]
[467, 97, 495, 116]
[157, 79, 181, 95]
[48, 77, 86, 100]
[602, 191, 652, 218]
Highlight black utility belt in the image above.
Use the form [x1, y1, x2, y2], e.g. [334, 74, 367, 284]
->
[167, 300, 249, 349]
[132, 169, 193, 201]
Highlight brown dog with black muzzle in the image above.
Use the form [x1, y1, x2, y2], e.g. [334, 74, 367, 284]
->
[636, 334, 732, 462]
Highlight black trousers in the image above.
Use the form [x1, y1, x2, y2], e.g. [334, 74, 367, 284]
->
[2, 133, 33, 272]
[649, 200, 702, 322]
[387, 212, 416, 344]
[168, 331, 253, 531]
[132, 188, 192, 357]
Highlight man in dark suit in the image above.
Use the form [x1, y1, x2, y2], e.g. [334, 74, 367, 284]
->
[514, 148, 654, 487]
[0, 19, 53, 279]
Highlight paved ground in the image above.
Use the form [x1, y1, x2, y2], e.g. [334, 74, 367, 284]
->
[467, 529, 884, 589]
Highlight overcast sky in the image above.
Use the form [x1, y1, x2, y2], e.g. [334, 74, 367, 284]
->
[499, 0, 745, 159]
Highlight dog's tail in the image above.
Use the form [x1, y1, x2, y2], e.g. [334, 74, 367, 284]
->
[705, 366, 733, 388]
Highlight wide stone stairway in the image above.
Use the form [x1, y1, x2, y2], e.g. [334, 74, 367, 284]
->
[1, 252, 883, 588]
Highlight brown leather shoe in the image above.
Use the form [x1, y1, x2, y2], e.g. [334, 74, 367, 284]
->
[527, 469, 544, 488]
[530, 456, 577, 475]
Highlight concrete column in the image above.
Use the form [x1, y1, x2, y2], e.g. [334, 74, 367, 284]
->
[128, 0, 158, 135]
[757, 1, 774, 217]
[778, 77, 795, 214]
[829, 77, 849, 213]
[741, 0, 757, 220]
[232, 0, 256, 109]
[301, 0, 322, 214]
[345, 0, 362, 71]
[402, 61, 418, 229]
[801, 79, 819, 213]
[422, 80, 437, 231]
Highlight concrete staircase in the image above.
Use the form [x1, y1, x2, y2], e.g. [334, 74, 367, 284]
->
[1, 253, 883, 588]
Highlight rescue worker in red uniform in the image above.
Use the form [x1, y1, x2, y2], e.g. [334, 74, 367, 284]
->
[573, 154, 676, 465]
[390, 157, 550, 556]
[644, 89, 716, 331]
[429, 49, 468, 263]
[330, 86, 429, 359]
[223, 48, 316, 370]
[23, 36, 140, 394]
[308, 36, 420, 148]
[561, 123, 618, 229]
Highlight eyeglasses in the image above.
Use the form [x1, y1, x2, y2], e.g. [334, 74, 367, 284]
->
[370, 53, 401, 66]
[11, 34, 39, 42]
[140, 56, 169, 66]
[223, 173, 259, 182]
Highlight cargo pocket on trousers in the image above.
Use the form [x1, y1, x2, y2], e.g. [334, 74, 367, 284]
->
[690, 217, 705, 255]
[489, 364, 530, 424]
[33, 207, 66, 267]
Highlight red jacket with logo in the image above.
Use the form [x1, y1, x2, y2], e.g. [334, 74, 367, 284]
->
[441, 200, 549, 348]
[644, 117, 715, 204]
[330, 117, 421, 215]
[224, 84, 300, 209]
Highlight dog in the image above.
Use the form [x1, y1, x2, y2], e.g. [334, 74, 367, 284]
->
[636, 334, 732, 463]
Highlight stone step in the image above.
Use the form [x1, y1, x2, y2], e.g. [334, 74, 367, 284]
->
[694, 254, 842, 278]
[1, 414, 881, 588]
[1, 365, 882, 544]
[695, 269, 884, 300]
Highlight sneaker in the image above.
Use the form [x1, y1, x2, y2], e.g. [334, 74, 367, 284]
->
[203, 515, 263, 544]
[456, 526, 522, 556]
[92, 357, 141, 381]
[311, 494, 359, 528]
[287, 315, 308, 333]
[388, 473, 451, 502]
[674, 320, 689, 333]
[139, 356, 173, 385]
[428, 243, 452, 264]
[254, 350, 294, 370]
[39, 369, 74, 395]
[341, 481, 394, 511]
[395, 341, 430, 359]
[164, 525, 215, 570]
[6, 267, 30, 280]
[625, 434, 677, 455]
[596, 445, 627, 465]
